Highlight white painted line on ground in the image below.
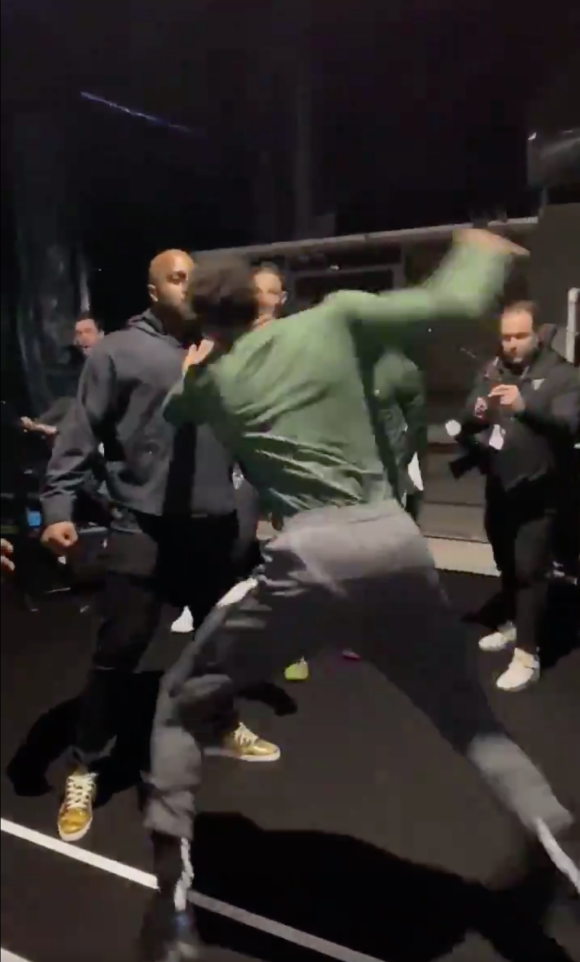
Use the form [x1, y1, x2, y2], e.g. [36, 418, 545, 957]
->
[2, 951, 33, 962]
[1, 818, 155, 888]
[1, 818, 384, 962]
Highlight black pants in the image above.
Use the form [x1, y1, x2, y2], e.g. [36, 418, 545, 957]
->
[404, 490, 423, 523]
[73, 511, 244, 770]
[484, 484, 554, 657]
[145, 500, 569, 842]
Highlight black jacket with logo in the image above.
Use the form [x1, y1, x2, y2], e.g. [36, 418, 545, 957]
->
[41, 311, 236, 525]
[459, 343, 579, 495]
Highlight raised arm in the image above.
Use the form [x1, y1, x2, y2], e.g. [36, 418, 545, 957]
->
[325, 229, 528, 358]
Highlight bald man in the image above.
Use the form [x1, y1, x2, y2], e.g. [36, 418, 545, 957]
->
[41, 250, 279, 847]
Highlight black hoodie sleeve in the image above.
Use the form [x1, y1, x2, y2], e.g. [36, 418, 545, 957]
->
[394, 359, 428, 466]
[517, 363, 580, 441]
[38, 396, 75, 428]
[41, 348, 116, 526]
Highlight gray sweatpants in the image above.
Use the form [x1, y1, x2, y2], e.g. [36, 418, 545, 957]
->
[145, 500, 570, 842]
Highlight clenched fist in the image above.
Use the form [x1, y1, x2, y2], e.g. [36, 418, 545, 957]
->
[41, 522, 78, 554]
[456, 229, 529, 258]
[1, 539, 14, 574]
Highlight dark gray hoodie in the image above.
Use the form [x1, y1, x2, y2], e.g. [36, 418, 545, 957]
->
[41, 311, 236, 525]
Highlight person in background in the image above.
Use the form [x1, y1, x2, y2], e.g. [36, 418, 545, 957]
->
[19, 316, 109, 531]
[459, 301, 580, 692]
[537, 323, 580, 583]
[41, 249, 279, 847]
[372, 350, 427, 522]
[253, 261, 288, 324]
[19, 315, 104, 439]
[72, 313, 104, 358]
[170, 262, 284, 637]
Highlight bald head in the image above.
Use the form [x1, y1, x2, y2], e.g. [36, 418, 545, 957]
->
[147, 250, 195, 330]
[148, 249, 194, 287]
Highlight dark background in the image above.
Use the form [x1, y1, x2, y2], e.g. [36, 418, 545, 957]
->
[1, 0, 579, 409]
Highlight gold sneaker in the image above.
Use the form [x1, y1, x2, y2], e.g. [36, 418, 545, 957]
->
[284, 659, 309, 681]
[205, 722, 280, 762]
[57, 771, 98, 843]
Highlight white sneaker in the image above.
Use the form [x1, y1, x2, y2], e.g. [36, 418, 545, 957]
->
[496, 648, 540, 692]
[479, 623, 516, 652]
[171, 608, 194, 634]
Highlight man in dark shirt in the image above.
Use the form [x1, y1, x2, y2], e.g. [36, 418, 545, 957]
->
[372, 349, 427, 519]
[459, 301, 579, 692]
[41, 249, 279, 847]
[20, 314, 104, 437]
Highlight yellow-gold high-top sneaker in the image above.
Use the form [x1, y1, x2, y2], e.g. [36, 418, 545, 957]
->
[58, 770, 98, 843]
[205, 722, 280, 762]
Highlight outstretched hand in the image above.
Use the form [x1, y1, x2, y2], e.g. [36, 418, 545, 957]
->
[488, 384, 525, 413]
[20, 416, 57, 436]
[183, 339, 215, 374]
[456, 229, 529, 258]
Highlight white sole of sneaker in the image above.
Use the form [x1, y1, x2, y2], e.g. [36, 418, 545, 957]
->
[58, 815, 93, 844]
[535, 819, 580, 894]
[204, 746, 281, 763]
[496, 669, 540, 693]
[479, 633, 514, 652]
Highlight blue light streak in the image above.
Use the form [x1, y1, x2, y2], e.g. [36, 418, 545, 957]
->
[80, 91, 198, 136]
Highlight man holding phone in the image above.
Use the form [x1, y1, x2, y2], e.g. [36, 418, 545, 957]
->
[459, 301, 580, 691]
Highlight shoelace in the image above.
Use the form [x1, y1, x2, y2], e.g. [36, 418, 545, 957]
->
[232, 723, 258, 749]
[64, 773, 96, 810]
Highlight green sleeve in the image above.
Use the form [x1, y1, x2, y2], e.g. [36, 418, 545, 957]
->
[323, 236, 515, 357]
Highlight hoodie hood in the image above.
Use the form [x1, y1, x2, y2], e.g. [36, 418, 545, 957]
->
[126, 309, 191, 349]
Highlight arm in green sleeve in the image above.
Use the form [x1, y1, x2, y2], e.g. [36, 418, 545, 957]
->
[325, 235, 516, 357]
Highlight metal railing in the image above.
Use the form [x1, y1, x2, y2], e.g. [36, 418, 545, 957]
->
[566, 287, 579, 366]
[195, 217, 538, 260]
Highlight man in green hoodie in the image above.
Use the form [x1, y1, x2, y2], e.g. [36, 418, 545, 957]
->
[139, 230, 578, 962]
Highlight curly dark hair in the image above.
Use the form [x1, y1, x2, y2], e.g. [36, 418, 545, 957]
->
[190, 254, 258, 331]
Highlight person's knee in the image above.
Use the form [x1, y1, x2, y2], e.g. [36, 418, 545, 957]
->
[515, 544, 551, 585]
